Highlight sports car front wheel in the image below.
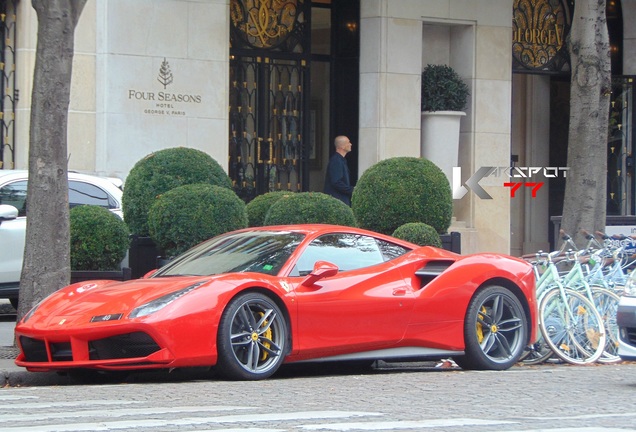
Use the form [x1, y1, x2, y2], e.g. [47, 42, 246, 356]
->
[216, 292, 288, 380]
[453, 285, 528, 370]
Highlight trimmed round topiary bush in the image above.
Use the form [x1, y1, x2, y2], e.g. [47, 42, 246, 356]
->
[246, 191, 292, 227]
[70, 205, 130, 271]
[263, 192, 357, 227]
[122, 147, 232, 236]
[421, 64, 470, 112]
[147, 183, 248, 257]
[392, 222, 442, 248]
[352, 157, 452, 235]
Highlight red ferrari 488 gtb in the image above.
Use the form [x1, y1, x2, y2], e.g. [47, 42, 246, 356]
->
[15, 225, 537, 380]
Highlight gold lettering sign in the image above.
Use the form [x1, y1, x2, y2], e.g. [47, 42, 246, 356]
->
[513, 0, 570, 71]
[231, 0, 300, 50]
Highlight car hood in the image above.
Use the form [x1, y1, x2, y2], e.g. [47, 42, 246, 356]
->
[23, 275, 220, 327]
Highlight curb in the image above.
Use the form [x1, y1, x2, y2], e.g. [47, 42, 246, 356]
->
[1, 346, 75, 387]
[2, 368, 72, 387]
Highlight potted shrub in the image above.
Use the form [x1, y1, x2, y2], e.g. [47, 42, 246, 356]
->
[420, 64, 470, 182]
[70, 205, 131, 282]
[246, 191, 292, 227]
[421, 64, 469, 112]
[147, 183, 248, 259]
[122, 147, 232, 276]
[351, 157, 452, 236]
[122, 147, 232, 237]
[392, 222, 442, 248]
[263, 192, 357, 227]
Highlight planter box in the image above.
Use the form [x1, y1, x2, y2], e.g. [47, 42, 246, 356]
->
[129, 236, 161, 279]
[440, 232, 461, 254]
[421, 111, 465, 183]
[71, 267, 132, 284]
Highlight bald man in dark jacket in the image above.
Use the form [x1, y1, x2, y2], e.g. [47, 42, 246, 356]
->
[324, 135, 354, 206]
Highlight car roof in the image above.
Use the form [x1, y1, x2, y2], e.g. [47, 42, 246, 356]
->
[0, 169, 123, 200]
[234, 224, 418, 248]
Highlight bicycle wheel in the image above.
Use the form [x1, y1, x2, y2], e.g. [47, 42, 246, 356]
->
[590, 286, 621, 364]
[519, 331, 554, 365]
[539, 288, 606, 365]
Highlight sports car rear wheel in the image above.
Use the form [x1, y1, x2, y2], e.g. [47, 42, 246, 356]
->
[453, 285, 528, 370]
[216, 292, 287, 380]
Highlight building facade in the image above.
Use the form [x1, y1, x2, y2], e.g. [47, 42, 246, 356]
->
[1, 0, 634, 255]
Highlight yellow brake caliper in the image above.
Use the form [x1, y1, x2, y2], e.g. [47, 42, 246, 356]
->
[257, 312, 272, 361]
[476, 306, 487, 343]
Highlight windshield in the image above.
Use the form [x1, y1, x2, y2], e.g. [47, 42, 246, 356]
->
[153, 230, 305, 277]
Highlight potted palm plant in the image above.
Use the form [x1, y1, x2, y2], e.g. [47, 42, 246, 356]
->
[420, 64, 470, 183]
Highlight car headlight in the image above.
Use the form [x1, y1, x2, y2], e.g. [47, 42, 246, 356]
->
[128, 281, 207, 319]
[623, 272, 636, 297]
[22, 298, 47, 323]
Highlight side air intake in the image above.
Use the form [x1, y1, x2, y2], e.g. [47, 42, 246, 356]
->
[414, 260, 455, 289]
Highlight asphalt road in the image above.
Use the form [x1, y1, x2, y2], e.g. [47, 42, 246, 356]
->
[2, 299, 636, 431]
[1, 361, 636, 431]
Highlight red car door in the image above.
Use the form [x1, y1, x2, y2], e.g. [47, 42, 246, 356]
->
[287, 233, 415, 359]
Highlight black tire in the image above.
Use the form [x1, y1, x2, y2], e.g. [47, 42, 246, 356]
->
[216, 292, 288, 380]
[453, 285, 528, 370]
[518, 332, 554, 365]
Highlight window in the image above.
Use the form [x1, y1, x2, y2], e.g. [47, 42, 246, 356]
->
[155, 231, 305, 277]
[293, 233, 409, 276]
[69, 181, 116, 209]
[377, 239, 411, 261]
[0, 179, 116, 217]
[0, 180, 27, 217]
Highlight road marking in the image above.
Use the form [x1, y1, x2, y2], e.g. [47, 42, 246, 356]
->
[1, 405, 251, 422]
[0, 395, 38, 401]
[0, 399, 144, 409]
[0, 410, 383, 432]
[507, 429, 634, 432]
[299, 418, 518, 430]
[189, 430, 285, 432]
[518, 412, 636, 421]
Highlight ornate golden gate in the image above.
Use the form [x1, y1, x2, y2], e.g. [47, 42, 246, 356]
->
[229, 0, 310, 201]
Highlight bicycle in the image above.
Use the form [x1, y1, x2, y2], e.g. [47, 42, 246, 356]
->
[521, 231, 607, 365]
[557, 231, 620, 363]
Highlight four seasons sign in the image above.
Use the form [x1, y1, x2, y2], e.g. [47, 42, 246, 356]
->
[512, 0, 572, 73]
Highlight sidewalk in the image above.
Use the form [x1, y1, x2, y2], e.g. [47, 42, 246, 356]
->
[0, 300, 64, 386]
[1, 358, 72, 386]
[0, 346, 21, 380]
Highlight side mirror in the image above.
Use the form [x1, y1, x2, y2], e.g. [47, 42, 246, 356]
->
[0, 204, 18, 222]
[300, 260, 339, 287]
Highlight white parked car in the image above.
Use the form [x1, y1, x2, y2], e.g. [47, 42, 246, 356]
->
[617, 270, 636, 362]
[0, 170, 123, 308]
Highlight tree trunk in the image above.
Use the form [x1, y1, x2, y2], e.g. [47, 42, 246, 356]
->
[561, 0, 611, 248]
[17, 0, 86, 323]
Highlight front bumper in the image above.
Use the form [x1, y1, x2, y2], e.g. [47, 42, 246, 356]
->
[14, 315, 217, 372]
[616, 295, 636, 361]
[16, 331, 172, 371]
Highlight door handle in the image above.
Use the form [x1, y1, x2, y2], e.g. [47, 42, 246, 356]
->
[392, 288, 407, 296]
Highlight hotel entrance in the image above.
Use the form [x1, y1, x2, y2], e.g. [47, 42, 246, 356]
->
[510, 0, 633, 255]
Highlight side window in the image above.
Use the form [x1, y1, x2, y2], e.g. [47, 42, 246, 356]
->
[293, 234, 384, 276]
[377, 239, 411, 261]
[69, 181, 115, 209]
[0, 180, 27, 217]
